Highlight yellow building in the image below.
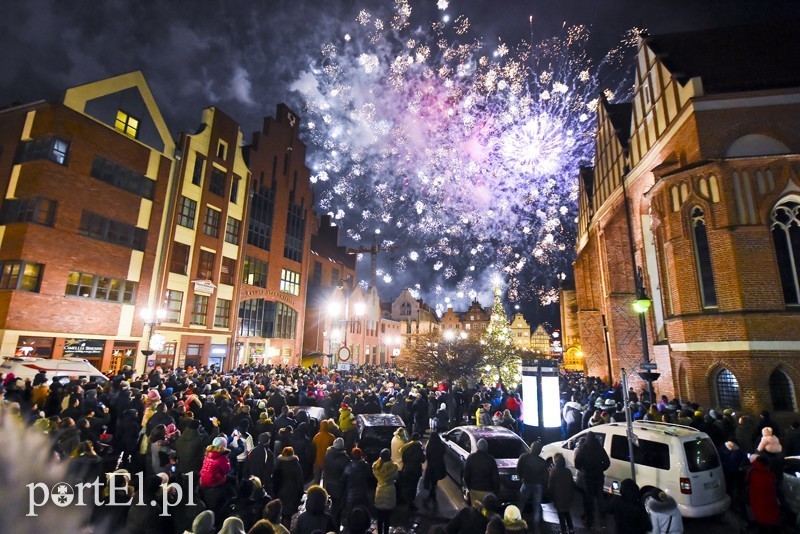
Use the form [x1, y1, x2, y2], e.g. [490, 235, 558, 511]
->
[509, 313, 531, 350]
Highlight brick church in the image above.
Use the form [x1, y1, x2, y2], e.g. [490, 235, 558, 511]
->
[570, 22, 800, 413]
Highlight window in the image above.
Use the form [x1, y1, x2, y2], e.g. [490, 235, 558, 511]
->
[332, 268, 339, 287]
[715, 368, 741, 409]
[611, 435, 670, 470]
[190, 295, 209, 325]
[203, 207, 220, 237]
[114, 110, 139, 138]
[284, 202, 306, 262]
[185, 344, 202, 367]
[65, 271, 136, 303]
[191, 155, 204, 186]
[16, 137, 69, 165]
[683, 438, 721, 472]
[216, 141, 227, 160]
[691, 207, 717, 308]
[164, 289, 183, 323]
[209, 168, 225, 196]
[312, 261, 322, 286]
[0, 197, 56, 226]
[177, 197, 197, 229]
[769, 369, 796, 412]
[0, 261, 43, 292]
[247, 184, 275, 251]
[280, 269, 300, 296]
[457, 432, 472, 453]
[220, 256, 236, 285]
[225, 217, 241, 245]
[170, 243, 191, 275]
[215, 298, 231, 328]
[242, 257, 268, 287]
[231, 175, 240, 204]
[79, 211, 147, 250]
[197, 250, 215, 280]
[771, 199, 800, 305]
[91, 157, 155, 199]
[238, 299, 298, 339]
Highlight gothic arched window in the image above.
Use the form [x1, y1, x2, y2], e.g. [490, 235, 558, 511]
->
[691, 207, 717, 308]
[771, 199, 800, 305]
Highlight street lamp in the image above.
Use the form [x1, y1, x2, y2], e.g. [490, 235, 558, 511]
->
[632, 267, 658, 403]
[140, 308, 167, 367]
[354, 301, 366, 365]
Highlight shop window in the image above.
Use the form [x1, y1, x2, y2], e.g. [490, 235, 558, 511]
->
[170, 243, 191, 275]
[185, 344, 202, 368]
[16, 336, 54, 358]
[225, 216, 240, 245]
[238, 299, 297, 339]
[280, 269, 300, 296]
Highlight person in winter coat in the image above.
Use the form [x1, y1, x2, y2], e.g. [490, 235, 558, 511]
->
[322, 437, 350, 526]
[246, 432, 276, 495]
[200, 436, 232, 488]
[424, 431, 447, 502]
[222, 476, 270, 531]
[464, 438, 500, 506]
[292, 484, 336, 534]
[274, 446, 305, 522]
[476, 404, 493, 427]
[218, 516, 245, 534]
[390, 427, 409, 469]
[339, 403, 356, 449]
[230, 419, 255, 481]
[342, 448, 372, 518]
[548, 453, 575, 534]
[262, 499, 290, 534]
[645, 491, 684, 534]
[610, 478, 650, 534]
[312, 420, 335, 483]
[746, 455, 780, 531]
[435, 402, 450, 433]
[445, 492, 500, 534]
[516, 440, 548, 529]
[115, 408, 142, 460]
[188, 509, 215, 534]
[503, 505, 528, 533]
[718, 440, 747, 513]
[176, 419, 211, 481]
[399, 432, 426, 509]
[372, 448, 400, 534]
[574, 431, 610, 530]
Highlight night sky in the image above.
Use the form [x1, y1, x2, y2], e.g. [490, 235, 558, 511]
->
[2, 0, 799, 325]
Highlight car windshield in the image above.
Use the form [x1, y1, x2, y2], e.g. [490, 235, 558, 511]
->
[485, 437, 526, 459]
[683, 437, 720, 472]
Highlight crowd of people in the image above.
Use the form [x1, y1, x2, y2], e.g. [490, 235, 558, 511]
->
[1, 363, 798, 533]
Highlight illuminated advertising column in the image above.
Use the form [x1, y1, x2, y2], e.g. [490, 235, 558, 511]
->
[521, 359, 562, 443]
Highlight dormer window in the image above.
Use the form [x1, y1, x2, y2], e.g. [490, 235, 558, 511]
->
[115, 110, 139, 139]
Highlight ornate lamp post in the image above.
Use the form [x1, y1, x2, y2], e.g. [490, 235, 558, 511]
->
[140, 308, 167, 370]
[632, 267, 658, 403]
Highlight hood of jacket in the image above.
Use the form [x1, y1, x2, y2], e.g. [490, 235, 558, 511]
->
[304, 485, 327, 514]
[647, 494, 678, 514]
[530, 441, 543, 455]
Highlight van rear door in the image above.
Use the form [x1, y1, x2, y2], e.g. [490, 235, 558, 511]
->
[681, 436, 726, 506]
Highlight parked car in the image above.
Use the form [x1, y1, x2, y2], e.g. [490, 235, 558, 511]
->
[441, 425, 530, 503]
[781, 456, 800, 528]
[288, 406, 327, 424]
[356, 413, 405, 463]
[540, 421, 730, 518]
[0, 356, 107, 385]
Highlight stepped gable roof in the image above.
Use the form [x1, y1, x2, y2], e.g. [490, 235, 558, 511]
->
[645, 21, 800, 94]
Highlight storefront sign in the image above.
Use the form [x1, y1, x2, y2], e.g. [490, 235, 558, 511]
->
[63, 339, 105, 357]
[193, 280, 216, 294]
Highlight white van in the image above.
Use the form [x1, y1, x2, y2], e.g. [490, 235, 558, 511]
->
[0, 356, 107, 385]
[540, 421, 730, 518]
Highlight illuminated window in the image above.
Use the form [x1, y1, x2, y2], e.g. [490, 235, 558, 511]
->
[164, 290, 183, 323]
[65, 270, 135, 303]
[242, 257, 268, 287]
[190, 295, 209, 325]
[214, 298, 231, 328]
[714, 369, 741, 409]
[16, 137, 69, 165]
[280, 269, 300, 296]
[115, 110, 140, 139]
[0, 261, 43, 292]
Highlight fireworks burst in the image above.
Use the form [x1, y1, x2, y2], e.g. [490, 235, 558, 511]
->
[291, 1, 635, 309]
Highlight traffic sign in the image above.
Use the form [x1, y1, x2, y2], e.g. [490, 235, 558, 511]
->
[640, 363, 658, 370]
[338, 346, 351, 362]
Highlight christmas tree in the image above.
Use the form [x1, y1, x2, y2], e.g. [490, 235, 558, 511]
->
[481, 283, 522, 389]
